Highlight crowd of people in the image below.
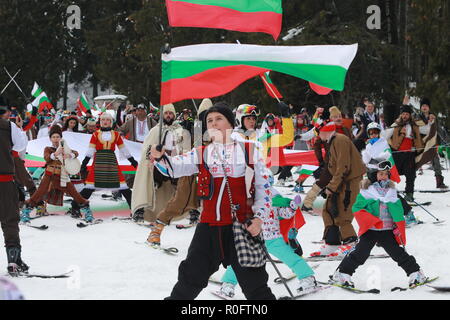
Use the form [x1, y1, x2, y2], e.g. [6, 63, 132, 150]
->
[0, 93, 448, 300]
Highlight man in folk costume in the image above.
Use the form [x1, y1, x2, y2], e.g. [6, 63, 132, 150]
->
[20, 126, 89, 222]
[135, 104, 196, 243]
[296, 106, 354, 204]
[75, 112, 138, 222]
[415, 97, 448, 189]
[383, 105, 424, 202]
[0, 104, 46, 216]
[0, 98, 30, 275]
[310, 122, 366, 257]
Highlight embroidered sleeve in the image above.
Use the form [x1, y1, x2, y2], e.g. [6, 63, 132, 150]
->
[277, 206, 296, 220]
[251, 144, 272, 222]
[154, 148, 199, 178]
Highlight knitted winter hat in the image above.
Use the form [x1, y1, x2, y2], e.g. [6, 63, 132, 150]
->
[329, 106, 341, 118]
[203, 102, 235, 128]
[49, 125, 63, 137]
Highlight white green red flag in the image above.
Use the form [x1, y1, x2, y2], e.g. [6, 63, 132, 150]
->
[259, 71, 283, 99]
[165, 0, 283, 40]
[77, 92, 94, 113]
[309, 82, 333, 95]
[161, 43, 358, 105]
[31, 82, 53, 112]
[297, 164, 319, 181]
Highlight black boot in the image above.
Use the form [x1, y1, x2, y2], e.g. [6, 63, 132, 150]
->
[132, 208, 144, 222]
[436, 175, 448, 189]
[6, 247, 29, 276]
[188, 209, 200, 225]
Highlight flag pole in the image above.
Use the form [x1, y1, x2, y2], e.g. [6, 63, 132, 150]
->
[235, 40, 281, 103]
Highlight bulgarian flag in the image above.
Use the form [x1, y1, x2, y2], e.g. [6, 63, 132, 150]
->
[309, 82, 333, 95]
[31, 82, 53, 112]
[259, 71, 283, 99]
[161, 43, 358, 105]
[296, 164, 319, 181]
[77, 92, 94, 113]
[165, 0, 283, 40]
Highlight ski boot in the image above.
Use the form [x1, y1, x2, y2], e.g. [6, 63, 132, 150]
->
[310, 243, 339, 257]
[147, 220, 166, 246]
[218, 282, 235, 299]
[297, 276, 318, 294]
[292, 184, 304, 193]
[6, 247, 29, 277]
[20, 206, 32, 224]
[36, 204, 48, 216]
[132, 208, 144, 222]
[189, 209, 200, 225]
[80, 205, 94, 223]
[330, 270, 354, 288]
[112, 191, 123, 201]
[405, 210, 419, 226]
[408, 270, 428, 288]
[328, 237, 357, 258]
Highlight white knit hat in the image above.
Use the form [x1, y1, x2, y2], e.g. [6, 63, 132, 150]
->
[161, 103, 176, 115]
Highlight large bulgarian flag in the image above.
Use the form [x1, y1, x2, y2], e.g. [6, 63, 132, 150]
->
[31, 82, 53, 112]
[165, 0, 283, 40]
[161, 43, 358, 105]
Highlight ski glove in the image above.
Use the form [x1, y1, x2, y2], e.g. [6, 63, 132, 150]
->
[128, 157, 138, 168]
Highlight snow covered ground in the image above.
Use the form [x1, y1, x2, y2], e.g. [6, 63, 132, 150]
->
[1, 166, 449, 300]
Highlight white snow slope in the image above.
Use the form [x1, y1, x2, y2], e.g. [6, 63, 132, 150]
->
[1, 167, 449, 300]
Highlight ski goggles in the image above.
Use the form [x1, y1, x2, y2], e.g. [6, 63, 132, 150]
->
[377, 160, 393, 171]
[240, 105, 260, 117]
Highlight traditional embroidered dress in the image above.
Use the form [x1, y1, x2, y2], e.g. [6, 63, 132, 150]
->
[84, 130, 131, 190]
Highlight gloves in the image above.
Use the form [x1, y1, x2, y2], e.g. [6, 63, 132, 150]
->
[288, 228, 303, 257]
[328, 192, 340, 218]
[128, 157, 138, 168]
[277, 102, 291, 118]
[31, 106, 38, 116]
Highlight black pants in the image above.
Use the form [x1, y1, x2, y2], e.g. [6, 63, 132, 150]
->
[338, 230, 420, 276]
[166, 223, 275, 300]
[393, 151, 416, 194]
[278, 166, 293, 180]
[72, 188, 132, 210]
[0, 182, 21, 248]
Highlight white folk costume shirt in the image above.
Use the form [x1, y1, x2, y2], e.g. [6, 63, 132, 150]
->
[11, 122, 28, 153]
[155, 139, 271, 223]
[135, 119, 149, 143]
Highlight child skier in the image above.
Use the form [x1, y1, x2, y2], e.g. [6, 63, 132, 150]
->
[217, 190, 317, 299]
[330, 160, 429, 288]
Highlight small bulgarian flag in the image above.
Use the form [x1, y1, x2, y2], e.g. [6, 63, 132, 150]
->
[31, 82, 53, 112]
[77, 92, 94, 113]
[165, 0, 283, 40]
[259, 71, 283, 99]
[296, 164, 319, 181]
[161, 43, 358, 105]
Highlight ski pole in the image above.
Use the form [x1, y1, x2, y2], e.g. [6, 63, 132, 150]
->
[3, 67, 31, 103]
[402, 192, 443, 224]
[260, 237, 296, 299]
[0, 69, 21, 95]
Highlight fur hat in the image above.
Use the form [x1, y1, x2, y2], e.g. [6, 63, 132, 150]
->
[420, 97, 431, 108]
[400, 104, 413, 114]
[49, 125, 63, 137]
[329, 106, 341, 118]
[198, 98, 213, 115]
[161, 103, 176, 115]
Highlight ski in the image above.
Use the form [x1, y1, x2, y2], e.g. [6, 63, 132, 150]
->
[134, 241, 179, 255]
[417, 190, 450, 193]
[8, 271, 73, 279]
[112, 217, 153, 228]
[274, 265, 320, 284]
[318, 280, 380, 294]
[406, 220, 425, 228]
[21, 223, 49, 231]
[408, 201, 432, 207]
[427, 284, 450, 292]
[76, 219, 103, 228]
[208, 277, 223, 285]
[30, 213, 59, 220]
[306, 254, 389, 262]
[279, 285, 331, 300]
[211, 290, 234, 300]
[391, 276, 439, 292]
[175, 223, 196, 230]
